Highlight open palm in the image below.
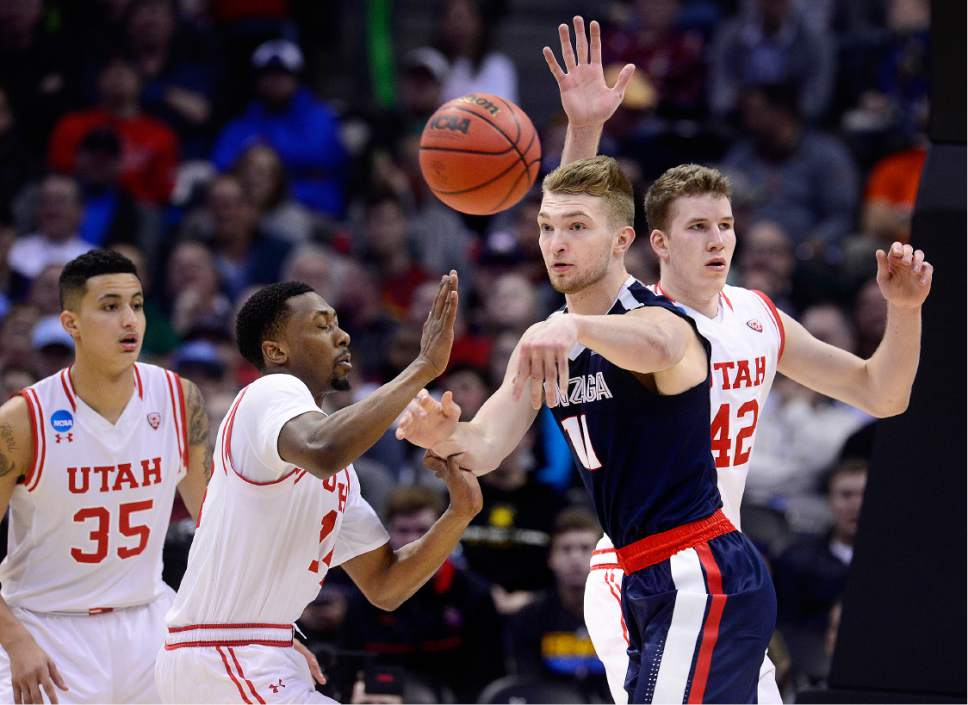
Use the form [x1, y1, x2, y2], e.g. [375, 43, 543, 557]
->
[543, 17, 635, 128]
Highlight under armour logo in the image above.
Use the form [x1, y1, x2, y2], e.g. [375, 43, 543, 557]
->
[55, 432, 74, 443]
[268, 679, 286, 693]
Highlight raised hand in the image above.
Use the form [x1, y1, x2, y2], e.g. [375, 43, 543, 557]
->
[511, 315, 578, 409]
[543, 16, 635, 129]
[417, 271, 459, 378]
[395, 389, 461, 449]
[875, 242, 933, 309]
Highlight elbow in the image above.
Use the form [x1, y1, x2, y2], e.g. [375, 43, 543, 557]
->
[303, 439, 346, 478]
[869, 393, 910, 418]
[369, 589, 406, 612]
[653, 330, 688, 371]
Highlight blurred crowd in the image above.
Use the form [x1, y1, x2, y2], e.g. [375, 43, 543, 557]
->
[0, 0, 929, 701]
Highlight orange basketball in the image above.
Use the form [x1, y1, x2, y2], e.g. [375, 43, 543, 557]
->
[419, 93, 542, 215]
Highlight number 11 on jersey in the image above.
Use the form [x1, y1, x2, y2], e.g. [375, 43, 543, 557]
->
[561, 414, 602, 470]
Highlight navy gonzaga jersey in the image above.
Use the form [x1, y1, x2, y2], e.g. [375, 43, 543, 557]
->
[549, 277, 722, 548]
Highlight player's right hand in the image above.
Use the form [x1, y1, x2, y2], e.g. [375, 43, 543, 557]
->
[543, 16, 635, 129]
[395, 389, 461, 449]
[8, 635, 67, 704]
[416, 271, 459, 379]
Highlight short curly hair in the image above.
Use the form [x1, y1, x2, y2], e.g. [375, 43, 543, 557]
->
[235, 281, 315, 370]
[60, 249, 141, 309]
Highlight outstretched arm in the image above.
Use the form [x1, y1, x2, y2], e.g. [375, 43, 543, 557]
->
[396, 333, 541, 475]
[177, 377, 210, 521]
[779, 242, 933, 416]
[543, 16, 634, 165]
[341, 454, 482, 610]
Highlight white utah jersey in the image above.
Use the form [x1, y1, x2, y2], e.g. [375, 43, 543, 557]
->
[167, 373, 388, 628]
[0, 364, 188, 612]
[652, 283, 785, 527]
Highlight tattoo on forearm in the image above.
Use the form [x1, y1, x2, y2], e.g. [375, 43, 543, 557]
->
[0, 424, 18, 478]
[184, 381, 213, 481]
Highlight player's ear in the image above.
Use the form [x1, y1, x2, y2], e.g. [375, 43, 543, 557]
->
[261, 338, 288, 367]
[650, 228, 670, 260]
[615, 225, 636, 255]
[60, 310, 80, 340]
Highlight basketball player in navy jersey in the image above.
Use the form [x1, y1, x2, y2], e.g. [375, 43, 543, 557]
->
[398, 154, 777, 702]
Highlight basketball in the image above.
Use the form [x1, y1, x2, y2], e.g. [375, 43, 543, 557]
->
[419, 93, 542, 215]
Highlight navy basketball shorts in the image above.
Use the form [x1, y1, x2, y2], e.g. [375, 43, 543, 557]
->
[616, 512, 777, 703]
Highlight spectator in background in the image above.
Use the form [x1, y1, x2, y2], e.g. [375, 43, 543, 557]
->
[213, 39, 348, 217]
[49, 56, 180, 204]
[331, 259, 400, 384]
[171, 339, 232, 400]
[852, 278, 888, 359]
[165, 240, 233, 338]
[0, 0, 82, 158]
[124, 0, 216, 159]
[861, 136, 927, 245]
[603, 0, 706, 116]
[745, 304, 872, 532]
[27, 264, 62, 317]
[281, 242, 347, 307]
[0, 364, 34, 401]
[709, 0, 834, 121]
[183, 174, 292, 299]
[435, 0, 518, 103]
[460, 431, 569, 614]
[483, 272, 540, 336]
[30, 314, 74, 379]
[0, 86, 41, 222]
[359, 192, 431, 319]
[509, 507, 608, 701]
[773, 455, 869, 684]
[721, 82, 859, 252]
[233, 143, 318, 243]
[109, 241, 180, 357]
[0, 305, 39, 371]
[341, 486, 503, 702]
[0, 224, 15, 318]
[72, 127, 161, 254]
[440, 364, 490, 422]
[736, 220, 797, 313]
[7, 174, 92, 287]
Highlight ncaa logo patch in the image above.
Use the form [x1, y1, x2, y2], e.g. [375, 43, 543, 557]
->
[147, 412, 161, 430]
[746, 319, 764, 333]
[50, 409, 74, 433]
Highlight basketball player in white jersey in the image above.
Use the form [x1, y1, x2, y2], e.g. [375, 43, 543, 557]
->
[0, 249, 213, 704]
[155, 274, 483, 704]
[540, 17, 934, 702]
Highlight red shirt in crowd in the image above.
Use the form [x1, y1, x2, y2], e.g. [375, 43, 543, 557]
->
[48, 108, 179, 204]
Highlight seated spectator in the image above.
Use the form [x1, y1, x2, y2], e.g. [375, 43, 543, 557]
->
[0, 86, 41, 222]
[340, 486, 503, 702]
[358, 192, 431, 319]
[0, 305, 40, 372]
[440, 364, 490, 421]
[281, 242, 348, 307]
[721, 82, 859, 251]
[8, 174, 93, 287]
[331, 259, 399, 385]
[603, 0, 706, 116]
[171, 339, 233, 400]
[709, 0, 834, 120]
[48, 56, 179, 204]
[460, 431, 570, 612]
[745, 304, 872, 531]
[109, 242, 179, 357]
[165, 240, 233, 338]
[736, 220, 797, 314]
[31, 314, 74, 379]
[73, 128, 160, 254]
[182, 174, 292, 299]
[483, 272, 539, 336]
[124, 0, 216, 159]
[508, 507, 608, 701]
[0, 364, 35, 401]
[27, 264, 63, 316]
[213, 39, 348, 217]
[773, 455, 869, 684]
[435, 0, 518, 103]
[233, 143, 318, 243]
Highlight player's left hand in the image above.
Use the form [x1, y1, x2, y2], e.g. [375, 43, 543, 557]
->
[293, 639, 326, 686]
[424, 451, 482, 520]
[512, 315, 577, 409]
[875, 241, 933, 309]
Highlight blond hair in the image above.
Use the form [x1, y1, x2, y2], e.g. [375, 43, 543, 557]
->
[542, 156, 635, 227]
[644, 164, 731, 233]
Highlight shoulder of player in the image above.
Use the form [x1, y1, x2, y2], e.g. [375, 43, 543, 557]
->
[0, 394, 33, 481]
